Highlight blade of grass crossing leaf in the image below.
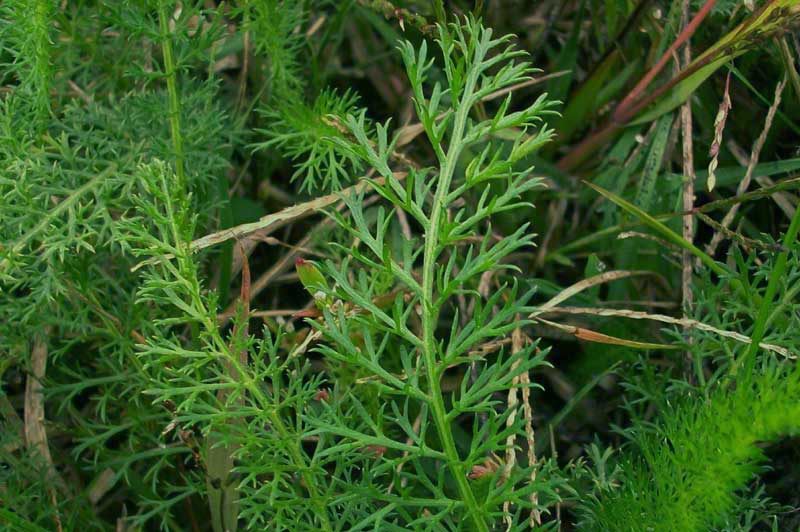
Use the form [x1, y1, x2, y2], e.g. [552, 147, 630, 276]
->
[547, 213, 674, 262]
[778, 37, 800, 104]
[595, 56, 640, 110]
[555, 52, 638, 144]
[548, 176, 800, 262]
[609, 115, 673, 300]
[586, 181, 728, 277]
[695, 176, 800, 214]
[587, 128, 644, 226]
[541, 306, 792, 357]
[533, 270, 654, 315]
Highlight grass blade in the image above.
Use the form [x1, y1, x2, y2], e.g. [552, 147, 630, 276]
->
[585, 180, 727, 277]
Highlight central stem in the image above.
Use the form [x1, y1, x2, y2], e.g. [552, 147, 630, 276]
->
[420, 74, 489, 530]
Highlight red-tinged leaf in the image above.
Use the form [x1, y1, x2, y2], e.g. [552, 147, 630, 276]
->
[314, 389, 329, 402]
[295, 258, 329, 293]
[362, 445, 387, 459]
[572, 327, 679, 350]
[239, 241, 251, 316]
[535, 317, 678, 350]
[294, 308, 322, 319]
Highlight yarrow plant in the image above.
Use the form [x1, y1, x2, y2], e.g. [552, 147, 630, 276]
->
[3, 1, 800, 531]
[304, 16, 563, 530]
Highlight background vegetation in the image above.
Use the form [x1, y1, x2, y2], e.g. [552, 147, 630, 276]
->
[2, 0, 800, 530]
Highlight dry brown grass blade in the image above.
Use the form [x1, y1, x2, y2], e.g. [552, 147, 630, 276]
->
[24, 335, 67, 531]
[193, 175, 401, 252]
[88, 468, 117, 506]
[680, 0, 696, 321]
[532, 270, 654, 316]
[503, 326, 522, 530]
[133, 174, 403, 273]
[534, 317, 679, 350]
[707, 71, 732, 192]
[727, 141, 797, 219]
[706, 77, 787, 256]
[207, 245, 253, 532]
[24, 337, 54, 467]
[519, 337, 540, 527]
[540, 306, 793, 358]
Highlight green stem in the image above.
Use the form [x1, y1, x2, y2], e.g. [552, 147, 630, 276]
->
[158, 1, 187, 203]
[157, 2, 201, 346]
[215, 175, 234, 307]
[194, 277, 334, 532]
[738, 193, 800, 375]
[420, 63, 488, 532]
[431, 0, 447, 27]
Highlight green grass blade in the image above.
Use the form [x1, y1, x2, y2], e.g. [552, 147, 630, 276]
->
[585, 180, 728, 277]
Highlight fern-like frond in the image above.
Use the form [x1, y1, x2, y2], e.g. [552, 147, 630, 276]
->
[254, 89, 366, 192]
[582, 361, 800, 531]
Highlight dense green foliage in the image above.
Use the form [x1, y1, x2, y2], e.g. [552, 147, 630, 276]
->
[2, 1, 800, 531]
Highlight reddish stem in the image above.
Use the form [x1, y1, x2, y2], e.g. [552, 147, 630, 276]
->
[613, 0, 719, 124]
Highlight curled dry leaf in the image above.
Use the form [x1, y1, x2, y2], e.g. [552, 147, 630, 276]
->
[707, 71, 732, 192]
[468, 454, 504, 481]
[532, 270, 655, 316]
